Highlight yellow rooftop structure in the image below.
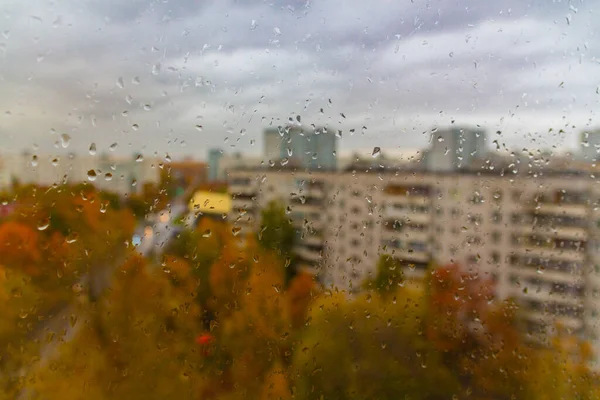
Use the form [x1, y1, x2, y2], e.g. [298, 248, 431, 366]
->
[189, 191, 232, 215]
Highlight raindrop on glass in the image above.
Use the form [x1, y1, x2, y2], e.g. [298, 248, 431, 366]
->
[87, 169, 97, 181]
[37, 218, 50, 231]
[60, 134, 71, 148]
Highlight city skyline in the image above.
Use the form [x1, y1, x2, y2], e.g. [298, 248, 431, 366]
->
[0, 0, 598, 158]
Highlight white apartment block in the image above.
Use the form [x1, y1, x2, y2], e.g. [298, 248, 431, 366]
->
[227, 165, 600, 364]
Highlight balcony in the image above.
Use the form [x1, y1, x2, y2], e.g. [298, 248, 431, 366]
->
[515, 246, 586, 263]
[383, 184, 431, 198]
[523, 309, 583, 331]
[383, 194, 429, 206]
[294, 245, 322, 262]
[511, 265, 584, 284]
[516, 225, 588, 241]
[382, 228, 429, 243]
[290, 202, 322, 214]
[510, 286, 583, 306]
[384, 206, 430, 225]
[531, 203, 587, 218]
[389, 248, 430, 264]
[301, 233, 324, 247]
[229, 184, 256, 196]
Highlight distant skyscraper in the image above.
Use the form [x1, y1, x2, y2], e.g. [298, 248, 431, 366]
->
[424, 126, 486, 172]
[263, 125, 337, 170]
[208, 148, 224, 182]
[581, 130, 600, 161]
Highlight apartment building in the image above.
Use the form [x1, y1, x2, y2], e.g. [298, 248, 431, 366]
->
[227, 164, 600, 364]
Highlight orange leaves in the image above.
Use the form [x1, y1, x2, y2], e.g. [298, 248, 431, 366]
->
[426, 263, 495, 352]
[0, 221, 41, 276]
[288, 272, 317, 329]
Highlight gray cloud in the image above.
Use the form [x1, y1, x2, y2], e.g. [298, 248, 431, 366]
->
[0, 0, 598, 159]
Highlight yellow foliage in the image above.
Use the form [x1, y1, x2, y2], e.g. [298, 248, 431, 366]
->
[260, 362, 291, 400]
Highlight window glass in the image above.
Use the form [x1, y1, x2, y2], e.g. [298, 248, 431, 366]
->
[1, 1, 598, 399]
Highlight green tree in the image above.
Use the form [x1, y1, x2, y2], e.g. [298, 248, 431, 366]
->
[365, 254, 405, 295]
[257, 201, 296, 284]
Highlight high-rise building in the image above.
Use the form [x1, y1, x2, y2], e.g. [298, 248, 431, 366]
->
[264, 125, 337, 170]
[207, 148, 224, 182]
[580, 130, 600, 161]
[424, 126, 486, 172]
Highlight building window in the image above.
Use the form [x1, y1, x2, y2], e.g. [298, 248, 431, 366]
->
[491, 211, 502, 224]
[491, 252, 500, 264]
[491, 231, 501, 243]
[512, 190, 522, 202]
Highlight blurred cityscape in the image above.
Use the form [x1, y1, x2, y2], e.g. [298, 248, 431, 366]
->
[2, 125, 600, 398]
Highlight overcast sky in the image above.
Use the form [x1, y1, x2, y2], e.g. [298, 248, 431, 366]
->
[0, 0, 598, 160]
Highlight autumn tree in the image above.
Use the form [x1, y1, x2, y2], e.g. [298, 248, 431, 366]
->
[217, 251, 291, 398]
[293, 289, 459, 400]
[287, 272, 317, 329]
[424, 263, 531, 399]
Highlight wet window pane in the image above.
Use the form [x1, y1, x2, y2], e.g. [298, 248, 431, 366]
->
[1, 1, 599, 399]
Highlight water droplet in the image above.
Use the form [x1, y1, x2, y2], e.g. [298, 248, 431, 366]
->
[132, 123, 139, 130]
[135, 154, 144, 162]
[250, 20, 257, 30]
[37, 218, 50, 231]
[195, 125, 203, 132]
[152, 63, 161, 75]
[109, 142, 118, 151]
[60, 133, 71, 148]
[116, 77, 125, 89]
[273, 27, 281, 35]
[89, 142, 97, 155]
[31, 155, 38, 167]
[143, 104, 151, 111]
[65, 233, 79, 244]
[232, 226, 242, 236]
[87, 169, 97, 181]
[132, 76, 140, 84]
[104, 172, 113, 181]
[372, 147, 381, 158]
[125, 94, 133, 104]
[51, 157, 59, 167]
[165, 154, 172, 163]
[202, 229, 211, 238]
